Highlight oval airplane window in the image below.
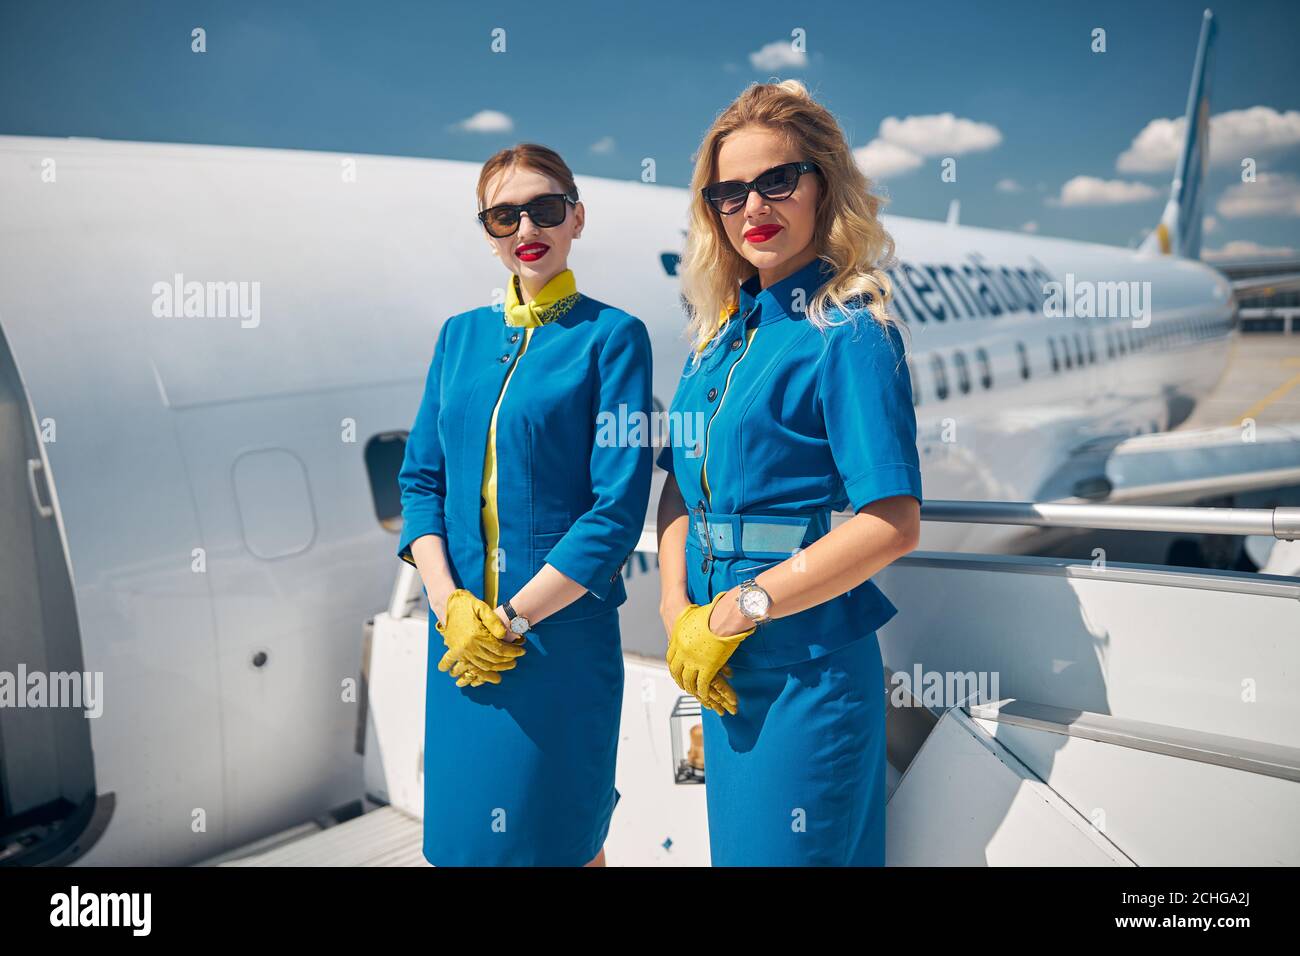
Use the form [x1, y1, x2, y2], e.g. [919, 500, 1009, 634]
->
[365, 432, 406, 532]
[953, 351, 971, 394]
[976, 347, 993, 389]
[930, 354, 949, 401]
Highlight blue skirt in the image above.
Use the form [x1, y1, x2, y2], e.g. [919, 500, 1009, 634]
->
[700, 631, 887, 866]
[421, 607, 623, 866]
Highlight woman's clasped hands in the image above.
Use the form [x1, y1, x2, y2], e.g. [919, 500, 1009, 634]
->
[436, 588, 526, 687]
[665, 590, 755, 717]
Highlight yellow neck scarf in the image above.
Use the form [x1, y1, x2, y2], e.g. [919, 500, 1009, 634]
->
[505, 269, 579, 327]
[696, 302, 740, 354]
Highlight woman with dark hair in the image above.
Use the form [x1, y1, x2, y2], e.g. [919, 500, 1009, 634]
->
[397, 143, 653, 866]
[656, 81, 922, 866]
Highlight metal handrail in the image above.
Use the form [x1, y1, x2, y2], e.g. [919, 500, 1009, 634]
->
[920, 500, 1300, 541]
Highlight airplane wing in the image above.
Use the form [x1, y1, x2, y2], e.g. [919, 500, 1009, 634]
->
[1230, 273, 1300, 298]
[1041, 424, 1300, 506]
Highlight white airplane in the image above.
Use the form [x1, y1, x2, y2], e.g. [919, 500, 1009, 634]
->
[1, 8, 1296, 865]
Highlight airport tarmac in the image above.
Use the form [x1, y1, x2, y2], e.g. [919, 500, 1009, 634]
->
[1178, 332, 1300, 429]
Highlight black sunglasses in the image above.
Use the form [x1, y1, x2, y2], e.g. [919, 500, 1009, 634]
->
[701, 161, 821, 215]
[477, 191, 578, 238]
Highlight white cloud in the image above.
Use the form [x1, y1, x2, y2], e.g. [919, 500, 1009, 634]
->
[853, 113, 1002, 179]
[1203, 215, 1218, 234]
[453, 110, 514, 133]
[878, 113, 1002, 156]
[590, 136, 615, 155]
[1051, 175, 1160, 206]
[853, 139, 924, 179]
[749, 40, 807, 71]
[1116, 106, 1300, 173]
[1202, 240, 1297, 260]
[1021, 221, 1039, 233]
[996, 178, 1023, 193]
[1216, 172, 1300, 218]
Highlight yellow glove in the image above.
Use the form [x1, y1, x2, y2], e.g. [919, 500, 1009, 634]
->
[436, 589, 525, 687]
[667, 591, 753, 714]
[666, 604, 738, 716]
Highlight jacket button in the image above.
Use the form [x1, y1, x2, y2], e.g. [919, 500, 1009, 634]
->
[510, 333, 520, 343]
[707, 387, 718, 401]
[730, 338, 742, 350]
[499, 354, 510, 363]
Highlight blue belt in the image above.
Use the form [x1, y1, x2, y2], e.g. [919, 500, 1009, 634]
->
[687, 501, 829, 571]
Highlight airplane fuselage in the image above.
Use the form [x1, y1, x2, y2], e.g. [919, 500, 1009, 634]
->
[0, 136, 1235, 864]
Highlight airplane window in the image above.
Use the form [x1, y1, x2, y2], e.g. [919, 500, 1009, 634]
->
[907, 358, 921, 406]
[976, 347, 993, 389]
[931, 354, 949, 400]
[953, 351, 972, 394]
[1048, 338, 1060, 372]
[366, 432, 408, 532]
[1085, 330, 1097, 364]
[1016, 341, 1030, 380]
[1061, 337, 1073, 370]
[1072, 333, 1085, 366]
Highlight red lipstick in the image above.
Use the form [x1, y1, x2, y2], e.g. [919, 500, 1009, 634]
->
[744, 224, 783, 243]
[515, 242, 550, 262]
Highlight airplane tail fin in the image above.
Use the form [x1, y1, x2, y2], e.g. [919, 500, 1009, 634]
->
[1140, 9, 1216, 259]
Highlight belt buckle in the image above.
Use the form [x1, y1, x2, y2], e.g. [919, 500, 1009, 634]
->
[691, 499, 714, 574]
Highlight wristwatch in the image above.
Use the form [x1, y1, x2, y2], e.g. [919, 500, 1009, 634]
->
[736, 578, 772, 624]
[502, 600, 531, 639]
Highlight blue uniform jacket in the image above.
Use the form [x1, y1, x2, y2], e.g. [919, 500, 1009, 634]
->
[658, 256, 923, 667]
[398, 294, 654, 623]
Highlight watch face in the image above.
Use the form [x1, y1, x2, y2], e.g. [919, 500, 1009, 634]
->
[739, 588, 769, 618]
[510, 616, 529, 635]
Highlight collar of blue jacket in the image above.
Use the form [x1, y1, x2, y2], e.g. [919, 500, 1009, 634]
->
[735, 255, 838, 326]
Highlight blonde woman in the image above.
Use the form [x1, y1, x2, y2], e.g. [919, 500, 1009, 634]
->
[398, 144, 653, 865]
[655, 81, 922, 866]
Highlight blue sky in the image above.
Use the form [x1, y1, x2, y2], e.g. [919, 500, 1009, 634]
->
[3, 0, 1298, 256]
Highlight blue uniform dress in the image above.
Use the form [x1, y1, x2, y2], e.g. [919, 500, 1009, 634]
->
[397, 283, 653, 866]
[657, 256, 922, 866]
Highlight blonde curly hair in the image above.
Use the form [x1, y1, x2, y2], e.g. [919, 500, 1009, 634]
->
[680, 79, 900, 359]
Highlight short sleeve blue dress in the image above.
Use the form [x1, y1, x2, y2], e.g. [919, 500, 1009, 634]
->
[657, 256, 922, 865]
[398, 271, 653, 865]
